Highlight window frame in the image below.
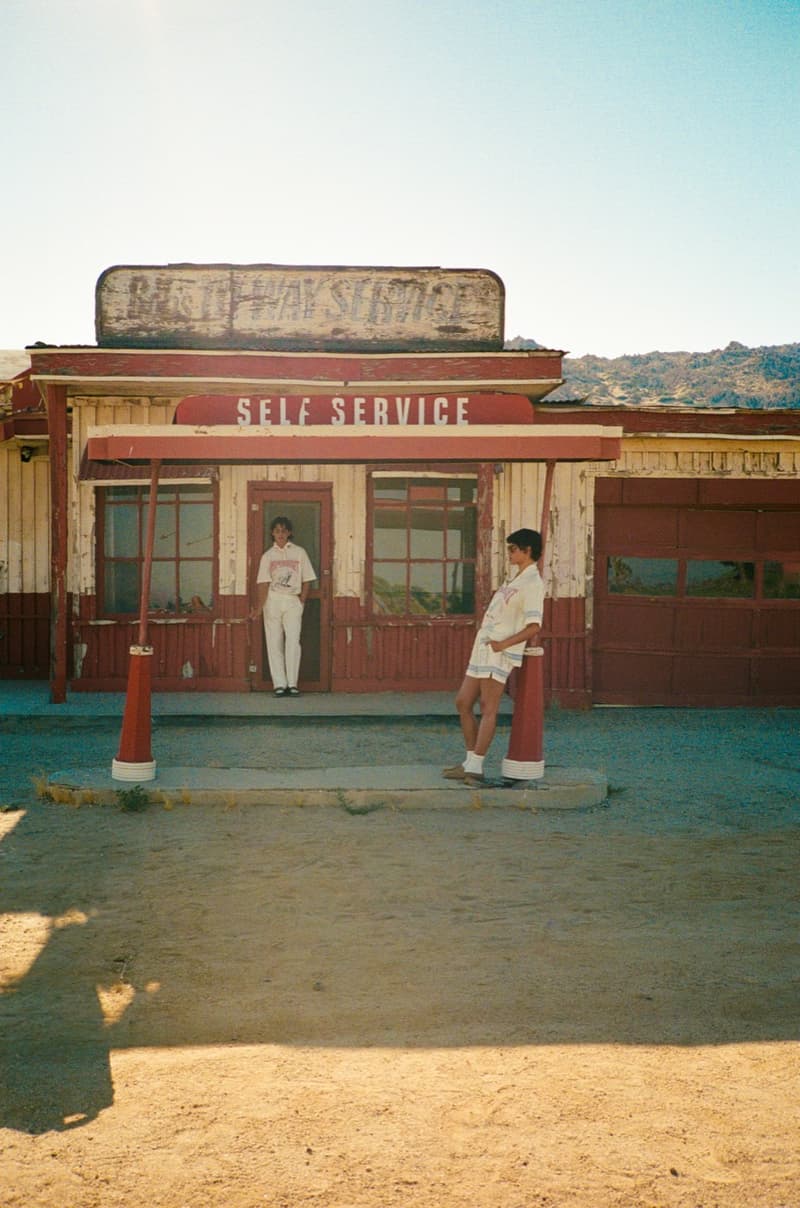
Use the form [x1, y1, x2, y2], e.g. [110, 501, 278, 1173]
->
[367, 466, 482, 621]
[96, 479, 219, 619]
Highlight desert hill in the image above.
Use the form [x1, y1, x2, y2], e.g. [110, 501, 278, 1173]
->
[506, 338, 800, 409]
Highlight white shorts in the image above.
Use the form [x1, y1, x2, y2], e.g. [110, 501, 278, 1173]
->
[465, 633, 517, 684]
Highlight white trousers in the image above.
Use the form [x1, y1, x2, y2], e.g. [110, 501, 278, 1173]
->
[263, 593, 303, 689]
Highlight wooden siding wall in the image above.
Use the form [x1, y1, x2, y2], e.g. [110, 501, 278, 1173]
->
[495, 460, 599, 706]
[0, 445, 51, 676]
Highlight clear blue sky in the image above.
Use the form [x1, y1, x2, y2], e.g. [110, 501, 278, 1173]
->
[2, 0, 798, 358]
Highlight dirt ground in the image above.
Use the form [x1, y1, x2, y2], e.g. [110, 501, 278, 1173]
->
[1, 710, 798, 1207]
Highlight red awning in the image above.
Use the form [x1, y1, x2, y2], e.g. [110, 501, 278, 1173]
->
[85, 424, 622, 464]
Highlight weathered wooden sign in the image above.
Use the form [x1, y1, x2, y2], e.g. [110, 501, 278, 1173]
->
[96, 264, 505, 352]
[173, 392, 534, 427]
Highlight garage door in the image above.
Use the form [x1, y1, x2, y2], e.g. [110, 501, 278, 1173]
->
[593, 478, 800, 706]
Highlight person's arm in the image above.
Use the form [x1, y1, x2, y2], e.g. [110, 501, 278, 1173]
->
[299, 547, 316, 605]
[249, 581, 269, 619]
[488, 621, 540, 653]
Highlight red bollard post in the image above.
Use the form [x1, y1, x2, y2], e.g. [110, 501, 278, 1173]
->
[502, 645, 544, 782]
[112, 645, 156, 781]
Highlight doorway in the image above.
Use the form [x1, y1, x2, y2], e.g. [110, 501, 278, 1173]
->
[248, 483, 332, 692]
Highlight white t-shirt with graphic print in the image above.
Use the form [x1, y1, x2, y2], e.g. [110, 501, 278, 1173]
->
[257, 541, 316, 597]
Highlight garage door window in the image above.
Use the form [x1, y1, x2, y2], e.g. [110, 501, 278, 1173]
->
[764, 561, 800, 599]
[686, 560, 755, 598]
[607, 557, 678, 596]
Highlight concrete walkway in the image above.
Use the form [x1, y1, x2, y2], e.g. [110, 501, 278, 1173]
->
[2, 682, 607, 811]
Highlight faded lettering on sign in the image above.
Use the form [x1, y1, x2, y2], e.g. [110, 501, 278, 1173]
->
[96, 264, 504, 351]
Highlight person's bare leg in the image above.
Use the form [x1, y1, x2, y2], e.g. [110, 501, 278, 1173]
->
[455, 676, 481, 752]
[473, 677, 506, 756]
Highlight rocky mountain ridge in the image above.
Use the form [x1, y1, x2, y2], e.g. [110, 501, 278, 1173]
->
[506, 338, 800, 409]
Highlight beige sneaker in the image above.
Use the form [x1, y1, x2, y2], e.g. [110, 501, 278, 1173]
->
[442, 764, 468, 780]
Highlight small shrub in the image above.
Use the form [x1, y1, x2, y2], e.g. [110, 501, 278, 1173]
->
[117, 784, 150, 813]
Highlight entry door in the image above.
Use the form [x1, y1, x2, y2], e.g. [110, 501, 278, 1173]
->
[248, 484, 332, 691]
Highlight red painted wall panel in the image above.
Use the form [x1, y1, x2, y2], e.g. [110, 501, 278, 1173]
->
[0, 593, 51, 678]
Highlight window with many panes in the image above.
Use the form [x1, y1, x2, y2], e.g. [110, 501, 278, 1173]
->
[99, 484, 215, 615]
[369, 475, 477, 616]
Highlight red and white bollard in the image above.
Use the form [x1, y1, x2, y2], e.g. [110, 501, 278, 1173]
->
[502, 645, 545, 782]
[112, 645, 156, 781]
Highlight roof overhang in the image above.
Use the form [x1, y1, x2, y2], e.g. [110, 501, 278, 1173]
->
[29, 346, 565, 401]
[85, 423, 623, 464]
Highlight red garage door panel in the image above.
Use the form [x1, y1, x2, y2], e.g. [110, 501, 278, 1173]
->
[595, 506, 679, 549]
[757, 511, 800, 550]
[673, 654, 752, 697]
[756, 656, 800, 695]
[593, 651, 674, 697]
[593, 478, 800, 706]
[674, 608, 754, 651]
[594, 601, 676, 649]
[759, 611, 800, 649]
[678, 510, 756, 553]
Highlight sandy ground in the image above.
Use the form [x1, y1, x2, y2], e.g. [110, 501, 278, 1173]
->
[1, 708, 798, 1207]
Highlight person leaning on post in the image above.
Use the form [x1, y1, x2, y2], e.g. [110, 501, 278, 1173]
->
[443, 528, 544, 785]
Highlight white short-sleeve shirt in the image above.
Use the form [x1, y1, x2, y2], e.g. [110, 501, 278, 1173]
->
[476, 563, 544, 665]
[257, 541, 316, 597]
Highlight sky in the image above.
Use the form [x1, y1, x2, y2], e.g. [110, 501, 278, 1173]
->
[2, 0, 798, 359]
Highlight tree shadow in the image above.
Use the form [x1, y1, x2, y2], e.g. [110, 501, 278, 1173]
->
[1, 802, 798, 1133]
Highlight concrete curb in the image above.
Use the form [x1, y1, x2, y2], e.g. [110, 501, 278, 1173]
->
[44, 766, 608, 812]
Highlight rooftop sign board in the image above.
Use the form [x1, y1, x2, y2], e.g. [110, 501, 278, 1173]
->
[96, 264, 505, 352]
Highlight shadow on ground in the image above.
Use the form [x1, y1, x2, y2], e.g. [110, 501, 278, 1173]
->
[1, 797, 798, 1133]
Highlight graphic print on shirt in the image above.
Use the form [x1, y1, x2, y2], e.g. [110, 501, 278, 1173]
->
[270, 558, 301, 591]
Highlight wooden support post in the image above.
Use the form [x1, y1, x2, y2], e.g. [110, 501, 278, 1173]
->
[46, 384, 69, 703]
[502, 460, 556, 782]
[112, 460, 161, 781]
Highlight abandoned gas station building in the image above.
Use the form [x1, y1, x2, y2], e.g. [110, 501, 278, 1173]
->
[1, 263, 799, 707]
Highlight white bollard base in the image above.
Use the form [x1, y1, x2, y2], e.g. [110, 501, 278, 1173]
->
[112, 758, 157, 782]
[502, 756, 545, 781]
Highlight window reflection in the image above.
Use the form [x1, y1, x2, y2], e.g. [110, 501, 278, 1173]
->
[686, 561, 755, 598]
[370, 476, 478, 616]
[101, 485, 214, 615]
[763, 561, 800, 600]
[607, 557, 678, 596]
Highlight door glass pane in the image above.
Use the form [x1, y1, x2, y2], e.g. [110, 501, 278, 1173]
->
[373, 509, 407, 558]
[154, 504, 177, 557]
[764, 561, 800, 599]
[607, 556, 678, 596]
[446, 506, 476, 559]
[180, 562, 214, 610]
[105, 504, 139, 557]
[409, 482, 446, 502]
[179, 501, 213, 557]
[150, 562, 177, 611]
[448, 481, 477, 502]
[373, 479, 407, 500]
[104, 561, 139, 613]
[446, 561, 475, 613]
[686, 560, 755, 598]
[372, 561, 407, 614]
[409, 562, 444, 614]
[409, 508, 445, 559]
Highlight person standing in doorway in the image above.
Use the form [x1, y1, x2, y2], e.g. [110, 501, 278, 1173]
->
[250, 516, 317, 697]
[443, 528, 544, 784]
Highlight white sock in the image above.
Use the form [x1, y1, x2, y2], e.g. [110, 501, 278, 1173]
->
[464, 752, 484, 774]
